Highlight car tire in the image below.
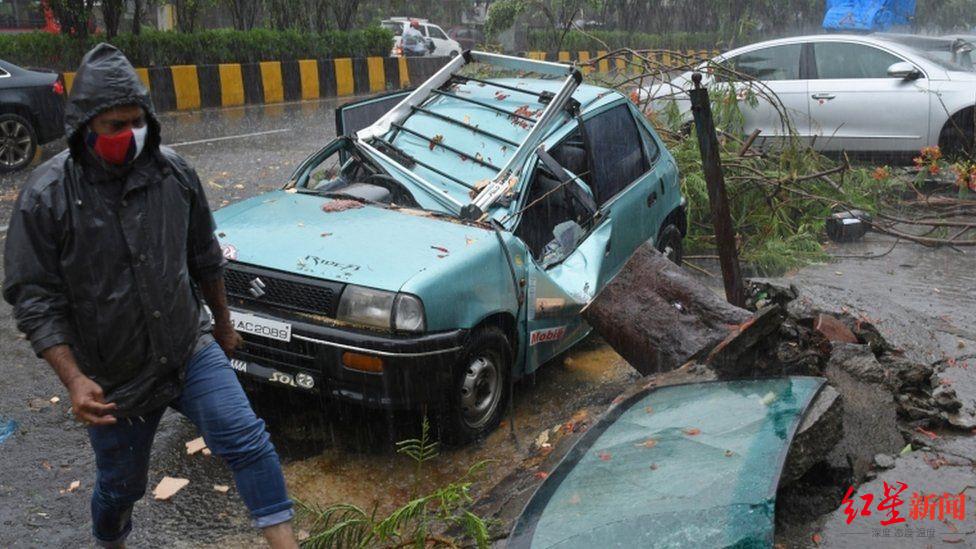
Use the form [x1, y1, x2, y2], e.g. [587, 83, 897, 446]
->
[0, 113, 38, 174]
[449, 50, 459, 58]
[440, 325, 510, 445]
[657, 223, 684, 265]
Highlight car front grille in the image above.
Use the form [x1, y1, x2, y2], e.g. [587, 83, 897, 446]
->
[237, 333, 318, 371]
[223, 263, 344, 317]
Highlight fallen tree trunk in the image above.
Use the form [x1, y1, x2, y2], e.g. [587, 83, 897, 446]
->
[582, 243, 760, 375]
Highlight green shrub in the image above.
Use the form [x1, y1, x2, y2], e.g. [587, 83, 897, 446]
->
[0, 27, 393, 71]
[526, 29, 731, 53]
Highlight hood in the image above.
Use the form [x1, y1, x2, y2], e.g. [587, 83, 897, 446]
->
[64, 43, 161, 158]
[214, 191, 496, 291]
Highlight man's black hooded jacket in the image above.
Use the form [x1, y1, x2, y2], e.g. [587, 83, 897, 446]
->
[3, 44, 225, 416]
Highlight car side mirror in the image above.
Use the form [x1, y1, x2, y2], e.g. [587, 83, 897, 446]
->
[887, 62, 922, 80]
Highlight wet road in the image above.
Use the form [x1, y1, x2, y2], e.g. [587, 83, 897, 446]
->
[0, 97, 641, 547]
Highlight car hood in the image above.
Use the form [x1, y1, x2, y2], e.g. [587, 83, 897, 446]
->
[213, 190, 494, 291]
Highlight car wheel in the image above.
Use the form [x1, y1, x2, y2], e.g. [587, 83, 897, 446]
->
[449, 50, 459, 58]
[657, 223, 684, 265]
[0, 113, 37, 174]
[440, 326, 510, 445]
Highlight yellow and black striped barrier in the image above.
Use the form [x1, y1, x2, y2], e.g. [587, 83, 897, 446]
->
[60, 50, 716, 114]
[526, 49, 722, 70]
[62, 56, 447, 113]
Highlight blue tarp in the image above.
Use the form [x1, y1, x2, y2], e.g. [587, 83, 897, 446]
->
[823, 0, 916, 32]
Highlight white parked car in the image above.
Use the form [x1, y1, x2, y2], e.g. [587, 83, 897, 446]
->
[644, 35, 976, 158]
[381, 17, 463, 58]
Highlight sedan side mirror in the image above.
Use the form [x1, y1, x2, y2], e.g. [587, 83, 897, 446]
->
[887, 61, 922, 80]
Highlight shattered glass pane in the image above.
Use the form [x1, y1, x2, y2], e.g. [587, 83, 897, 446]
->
[510, 377, 825, 548]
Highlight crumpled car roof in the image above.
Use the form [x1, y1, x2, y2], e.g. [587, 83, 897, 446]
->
[379, 77, 620, 206]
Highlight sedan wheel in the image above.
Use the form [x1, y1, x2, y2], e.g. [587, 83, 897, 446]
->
[0, 114, 37, 173]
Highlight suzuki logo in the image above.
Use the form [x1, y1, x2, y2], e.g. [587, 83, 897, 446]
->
[248, 277, 267, 298]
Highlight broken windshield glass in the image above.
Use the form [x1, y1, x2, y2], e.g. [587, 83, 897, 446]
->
[509, 377, 826, 549]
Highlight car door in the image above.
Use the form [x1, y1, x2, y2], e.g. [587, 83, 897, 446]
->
[424, 24, 452, 56]
[334, 89, 412, 137]
[807, 40, 930, 153]
[722, 43, 811, 146]
[518, 104, 657, 371]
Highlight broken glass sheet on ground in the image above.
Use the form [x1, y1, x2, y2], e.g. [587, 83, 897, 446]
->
[509, 377, 826, 548]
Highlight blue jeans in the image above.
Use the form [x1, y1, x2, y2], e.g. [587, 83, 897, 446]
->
[87, 342, 293, 547]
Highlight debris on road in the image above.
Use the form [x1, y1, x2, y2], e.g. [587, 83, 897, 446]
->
[61, 480, 80, 494]
[813, 314, 857, 344]
[153, 477, 189, 501]
[0, 417, 16, 444]
[185, 437, 207, 455]
[213, 485, 230, 494]
[49, 396, 60, 404]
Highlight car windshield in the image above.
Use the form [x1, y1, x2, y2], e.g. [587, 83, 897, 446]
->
[382, 22, 403, 36]
[295, 139, 421, 209]
[885, 36, 975, 71]
[509, 377, 826, 548]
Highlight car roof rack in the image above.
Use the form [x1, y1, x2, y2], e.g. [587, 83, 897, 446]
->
[355, 50, 582, 219]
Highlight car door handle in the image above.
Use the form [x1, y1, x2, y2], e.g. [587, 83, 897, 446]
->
[812, 93, 836, 100]
[647, 191, 658, 207]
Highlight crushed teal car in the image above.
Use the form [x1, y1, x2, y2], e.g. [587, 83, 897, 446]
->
[214, 52, 686, 442]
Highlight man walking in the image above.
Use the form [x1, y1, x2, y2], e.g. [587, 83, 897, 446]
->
[3, 44, 298, 548]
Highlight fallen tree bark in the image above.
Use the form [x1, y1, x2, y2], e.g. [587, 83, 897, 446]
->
[582, 243, 754, 375]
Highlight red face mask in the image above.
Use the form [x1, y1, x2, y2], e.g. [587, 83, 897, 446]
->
[85, 125, 147, 165]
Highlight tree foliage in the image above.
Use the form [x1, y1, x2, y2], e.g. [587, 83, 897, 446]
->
[48, 0, 95, 38]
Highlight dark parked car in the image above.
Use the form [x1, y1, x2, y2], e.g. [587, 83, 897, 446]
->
[447, 26, 484, 51]
[0, 59, 65, 173]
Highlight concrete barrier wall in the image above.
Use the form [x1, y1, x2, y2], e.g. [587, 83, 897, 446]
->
[60, 50, 719, 114]
[61, 56, 449, 113]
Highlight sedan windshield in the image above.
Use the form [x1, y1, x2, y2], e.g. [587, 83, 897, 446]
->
[884, 36, 974, 71]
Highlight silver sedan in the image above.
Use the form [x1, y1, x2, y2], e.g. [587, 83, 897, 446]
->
[645, 34, 976, 158]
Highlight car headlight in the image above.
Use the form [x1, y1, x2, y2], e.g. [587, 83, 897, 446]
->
[336, 285, 425, 332]
[393, 294, 425, 332]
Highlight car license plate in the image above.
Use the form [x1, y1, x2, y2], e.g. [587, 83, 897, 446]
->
[229, 358, 316, 391]
[229, 311, 291, 342]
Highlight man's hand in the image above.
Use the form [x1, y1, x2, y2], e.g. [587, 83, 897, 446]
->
[199, 276, 242, 356]
[67, 374, 117, 426]
[41, 345, 116, 426]
[213, 320, 243, 356]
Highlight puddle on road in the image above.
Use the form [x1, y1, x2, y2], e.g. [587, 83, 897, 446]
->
[263, 335, 637, 517]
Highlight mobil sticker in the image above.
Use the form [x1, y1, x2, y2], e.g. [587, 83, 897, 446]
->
[530, 326, 567, 346]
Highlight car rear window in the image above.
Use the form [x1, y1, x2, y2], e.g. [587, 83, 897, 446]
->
[583, 104, 648, 205]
